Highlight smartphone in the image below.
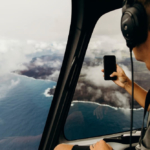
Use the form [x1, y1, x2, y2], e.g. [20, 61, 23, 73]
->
[103, 55, 117, 80]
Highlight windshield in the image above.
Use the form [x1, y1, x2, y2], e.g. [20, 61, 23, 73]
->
[64, 9, 149, 140]
[0, 0, 71, 149]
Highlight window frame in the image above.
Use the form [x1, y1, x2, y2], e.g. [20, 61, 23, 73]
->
[39, 0, 123, 149]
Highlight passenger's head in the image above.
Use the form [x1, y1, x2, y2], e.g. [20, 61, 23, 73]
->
[132, 0, 150, 70]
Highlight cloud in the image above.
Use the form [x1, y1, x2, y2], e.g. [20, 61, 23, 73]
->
[87, 86, 102, 102]
[0, 78, 20, 99]
[0, 38, 65, 76]
[72, 62, 133, 108]
[51, 41, 66, 53]
[76, 83, 85, 90]
[74, 79, 131, 108]
[80, 65, 116, 88]
[46, 60, 62, 69]
[104, 91, 130, 108]
[31, 58, 62, 68]
[33, 58, 44, 67]
[26, 40, 66, 55]
[79, 61, 131, 88]
[9, 79, 20, 89]
[87, 35, 129, 59]
[74, 80, 131, 108]
[88, 35, 126, 51]
[74, 84, 103, 102]
[45, 70, 60, 82]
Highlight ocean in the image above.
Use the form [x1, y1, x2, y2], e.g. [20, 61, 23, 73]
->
[0, 73, 147, 149]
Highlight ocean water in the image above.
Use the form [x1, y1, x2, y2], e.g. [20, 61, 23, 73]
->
[64, 101, 147, 140]
[0, 74, 147, 149]
[0, 74, 55, 150]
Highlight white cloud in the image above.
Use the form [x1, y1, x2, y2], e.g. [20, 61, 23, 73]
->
[51, 41, 66, 53]
[104, 91, 130, 108]
[0, 38, 65, 75]
[33, 58, 44, 67]
[80, 64, 131, 88]
[0, 78, 20, 99]
[0, 39, 31, 75]
[85, 34, 132, 66]
[9, 79, 20, 89]
[46, 70, 60, 81]
[87, 35, 128, 58]
[81, 65, 116, 87]
[115, 91, 130, 107]
[76, 83, 85, 90]
[87, 86, 102, 102]
[47, 60, 62, 68]
[32, 58, 62, 69]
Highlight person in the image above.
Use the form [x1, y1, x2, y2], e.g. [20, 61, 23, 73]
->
[54, 0, 150, 149]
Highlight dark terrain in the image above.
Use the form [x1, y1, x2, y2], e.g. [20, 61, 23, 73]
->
[16, 54, 150, 109]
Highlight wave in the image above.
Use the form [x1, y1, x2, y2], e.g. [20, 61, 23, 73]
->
[44, 88, 53, 97]
[72, 100, 143, 111]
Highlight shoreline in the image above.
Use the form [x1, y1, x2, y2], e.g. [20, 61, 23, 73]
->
[72, 100, 143, 110]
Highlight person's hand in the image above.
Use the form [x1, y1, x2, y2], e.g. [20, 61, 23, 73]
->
[101, 64, 130, 89]
[90, 140, 112, 150]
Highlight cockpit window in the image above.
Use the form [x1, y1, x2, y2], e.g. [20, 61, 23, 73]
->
[64, 9, 148, 140]
[0, 0, 71, 149]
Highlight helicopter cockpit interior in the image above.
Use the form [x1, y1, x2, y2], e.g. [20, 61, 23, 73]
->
[0, 0, 149, 150]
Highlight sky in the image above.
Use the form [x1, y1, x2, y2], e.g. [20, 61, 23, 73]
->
[0, 0, 123, 41]
[0, 0, 71, 41]
[0, 0, 146, 115]
[0, 0, 132, 79]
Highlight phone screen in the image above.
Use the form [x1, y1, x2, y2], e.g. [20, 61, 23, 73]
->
[103, 55, 117, 80]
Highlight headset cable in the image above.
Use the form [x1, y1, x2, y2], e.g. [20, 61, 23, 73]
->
[130, 47, 134, 150]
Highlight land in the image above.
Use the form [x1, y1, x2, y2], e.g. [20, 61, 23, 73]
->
[16, 54, 150, 109]
[15, 55, 63, 82]
[48, 88, 55, 95]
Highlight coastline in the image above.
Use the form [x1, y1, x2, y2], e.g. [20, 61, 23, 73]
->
[72, 100, 143, 111]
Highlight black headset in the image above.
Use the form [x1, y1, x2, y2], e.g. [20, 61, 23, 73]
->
[121, 0, 148, 50]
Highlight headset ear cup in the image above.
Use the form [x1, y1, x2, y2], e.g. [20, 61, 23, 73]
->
[121, 11, 135, 48]
[121, 2, 148, 48]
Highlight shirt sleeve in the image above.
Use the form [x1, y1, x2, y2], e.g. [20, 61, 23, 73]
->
[72, 145, 90, 150]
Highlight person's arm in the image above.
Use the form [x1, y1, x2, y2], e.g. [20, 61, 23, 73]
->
[54, 140, 112, 150]
[54, 144, 74, 150]
[54, 144, 90, 150]
[102, 64, 149, 111]
[123, 77, 148, 110]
